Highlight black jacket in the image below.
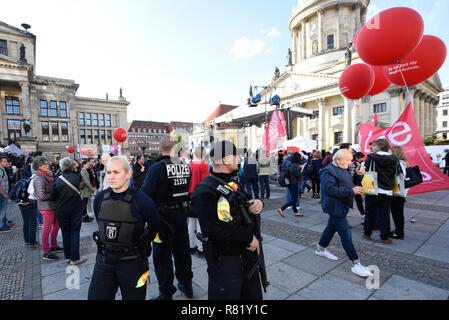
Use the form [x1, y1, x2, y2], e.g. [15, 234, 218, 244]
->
[364, 153, 399, 191]
[50, 170, 84, 216]
[132, 162, 147, 189]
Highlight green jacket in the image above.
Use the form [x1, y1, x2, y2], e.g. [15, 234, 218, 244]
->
[80, 168, 94, 198]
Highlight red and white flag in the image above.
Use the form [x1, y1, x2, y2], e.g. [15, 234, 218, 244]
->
[279, 110, 287, 137]
[372, 113, 378, 124]
[262, 108, 284, 152]
[358, 102, 449, 194]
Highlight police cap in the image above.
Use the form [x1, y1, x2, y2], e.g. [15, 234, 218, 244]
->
[210, 141, 237, 161]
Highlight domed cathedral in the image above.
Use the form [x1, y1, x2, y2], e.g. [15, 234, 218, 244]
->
[222, 0, 443, 151]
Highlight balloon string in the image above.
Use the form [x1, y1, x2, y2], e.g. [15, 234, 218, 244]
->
[399, 67, 413, 107]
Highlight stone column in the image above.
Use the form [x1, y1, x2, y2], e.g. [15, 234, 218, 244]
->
[292, 28, 298, 64]
[318, 8, 324, 53]
[388, 88, 401, 124]
[351, 102, 358, 143]
[336, 4, 343, 49]
[317, 98, 327, 149]
[301, 21, 306, 61]
[419, 94, 425, 138]
[343, 98, 352, 143]
[413, 90, 421, 123]
[353, 3, 361, 33]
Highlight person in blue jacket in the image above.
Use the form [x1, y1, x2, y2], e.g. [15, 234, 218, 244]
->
[315, 149, 372, 278]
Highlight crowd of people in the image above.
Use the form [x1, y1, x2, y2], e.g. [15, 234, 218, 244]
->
[0, 137, 444, 300]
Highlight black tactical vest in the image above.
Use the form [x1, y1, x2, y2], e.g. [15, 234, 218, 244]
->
[97, 188, 145, 249]
[158, 157, 191, 205]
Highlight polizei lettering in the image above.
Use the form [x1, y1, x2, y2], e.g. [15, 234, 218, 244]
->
[166, 164, 190, 178]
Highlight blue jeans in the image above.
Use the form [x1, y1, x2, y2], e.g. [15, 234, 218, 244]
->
[281, 183, 299, 213]
[258, 175, 270, 198]
[319, 215, 359, 262]
[0, 197, 8, 229]
[56, 212, 83, 261]
[36, 206, 43, 224]
[244, 177, 259, 199]
[286, 184, 300, 207]
[19, 204, 38, 244]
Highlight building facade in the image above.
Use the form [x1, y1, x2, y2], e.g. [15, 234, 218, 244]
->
[214, 0, 442, 151]
[0, 21, 130, 160]
[436, 85, 449, 140]
[128, 120, 194, 157]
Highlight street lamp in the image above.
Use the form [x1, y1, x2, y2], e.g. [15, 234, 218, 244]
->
[247, 85, 284, 129]
[138, 141, 149, 156]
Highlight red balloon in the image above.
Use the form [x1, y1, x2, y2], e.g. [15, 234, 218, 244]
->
[339, 64, 374, 100]
[369, 65, 391, 96]
[357, 7, 424, 66]
[113, 128, 128, 142]
[67, 146, 75, 154]
[383, 35, 447, 87]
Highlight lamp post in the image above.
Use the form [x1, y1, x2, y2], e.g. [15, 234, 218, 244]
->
[248, 85, 284, 129]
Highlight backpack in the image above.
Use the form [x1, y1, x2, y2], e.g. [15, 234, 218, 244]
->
[278, 164, 291, 187]
[305, 160, 314, 177]
[9, 177, 32, 202]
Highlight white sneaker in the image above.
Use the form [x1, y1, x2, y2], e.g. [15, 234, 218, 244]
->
[315, 248, 338, 260]
[351, 263, 372, 278]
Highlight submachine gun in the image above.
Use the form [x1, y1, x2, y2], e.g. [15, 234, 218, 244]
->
[210, 174, 270, 293]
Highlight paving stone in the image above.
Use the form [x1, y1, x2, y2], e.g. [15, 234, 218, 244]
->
[414, 244, 449, 264]
[329, 262, 392, 288]
[263, 243, 297, 266]
[282, 248, 344, 277]
[41, 266, 91, 296]
[192, 263, 209, 292]
[286, 293, 308, 300]
[265, 262, 316, 294]
[268, 238, 307, 253]
[44, 281, 90, 300]
[373, 237, 424, 254]
[372, 274, 449, 300]
[297, 274, 373, 300]
[263, 284, 291, 300]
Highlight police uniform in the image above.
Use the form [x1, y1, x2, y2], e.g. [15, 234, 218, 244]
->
[87, 187, 159, 300]
[191, 142, 264, 300]
[141, 155, 193, 300]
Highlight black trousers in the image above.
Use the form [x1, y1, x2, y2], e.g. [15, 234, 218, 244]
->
[205, 247, 262, 300]
[390, 197, 406, 237]
[56, 212, 82, 261]
[312, 178, 320, 195]
[88, 254, 149, 300]
[364, 194, 392, 241]
[152, 208, 193, 296]
[355, 195, 366, 215]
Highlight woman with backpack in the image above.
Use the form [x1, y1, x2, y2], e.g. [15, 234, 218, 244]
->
[277, 152, 304, 217]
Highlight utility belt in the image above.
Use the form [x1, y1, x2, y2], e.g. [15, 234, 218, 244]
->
[197, 233, 244, 259]
[159, 201, 189, 213]
[93, 231, 150, 264]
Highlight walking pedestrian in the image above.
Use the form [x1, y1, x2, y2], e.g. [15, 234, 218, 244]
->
[315, 149, 372, 278]
[32, 156, 62, 261]
[51, 158, 86, 265]
[0, 155, 12, 233]
[277, 152, 304, 217]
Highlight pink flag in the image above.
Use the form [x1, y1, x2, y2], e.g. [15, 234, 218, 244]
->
[279, 110, 287, 137]
[372, 113, 378, 124]
[358, 102, 449, 194]
[262, 108, 283, 152]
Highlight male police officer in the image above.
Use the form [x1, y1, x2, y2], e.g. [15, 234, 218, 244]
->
[191, 141, 265, 300]
[141, 136, 193, 300]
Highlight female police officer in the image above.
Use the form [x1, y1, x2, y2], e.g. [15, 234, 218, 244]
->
[88, 156, 160, 300]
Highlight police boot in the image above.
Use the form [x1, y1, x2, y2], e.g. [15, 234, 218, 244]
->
[151, 293, 173, 300]
[177, 282, 193, 299]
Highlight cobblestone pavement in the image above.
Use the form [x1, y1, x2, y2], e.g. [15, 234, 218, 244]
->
[1, 185, 449, 300]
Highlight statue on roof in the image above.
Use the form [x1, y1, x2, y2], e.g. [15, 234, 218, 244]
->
[19, 44, 27, 63]
[274, 67, 280, 79]
[286, 48, 292, 66]
[345, 42, 353, 67]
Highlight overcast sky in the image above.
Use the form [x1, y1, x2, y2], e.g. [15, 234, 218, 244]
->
[2, 0, 448, 124]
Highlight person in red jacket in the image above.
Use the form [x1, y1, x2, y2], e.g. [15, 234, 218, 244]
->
[188, 146, 210, 256]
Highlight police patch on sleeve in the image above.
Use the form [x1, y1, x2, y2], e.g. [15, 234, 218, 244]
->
[217, 196, 233, 222]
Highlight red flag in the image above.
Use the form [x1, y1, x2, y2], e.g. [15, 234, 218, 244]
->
[262, 108, 283, 152]
[372, 113, 378, 124]
[279, 110, 287, 137]
[358, 102, 449, 194]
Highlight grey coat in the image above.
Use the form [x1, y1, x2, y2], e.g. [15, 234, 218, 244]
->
[33, 172, 56, 211]
[80, 168, 95, 199]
